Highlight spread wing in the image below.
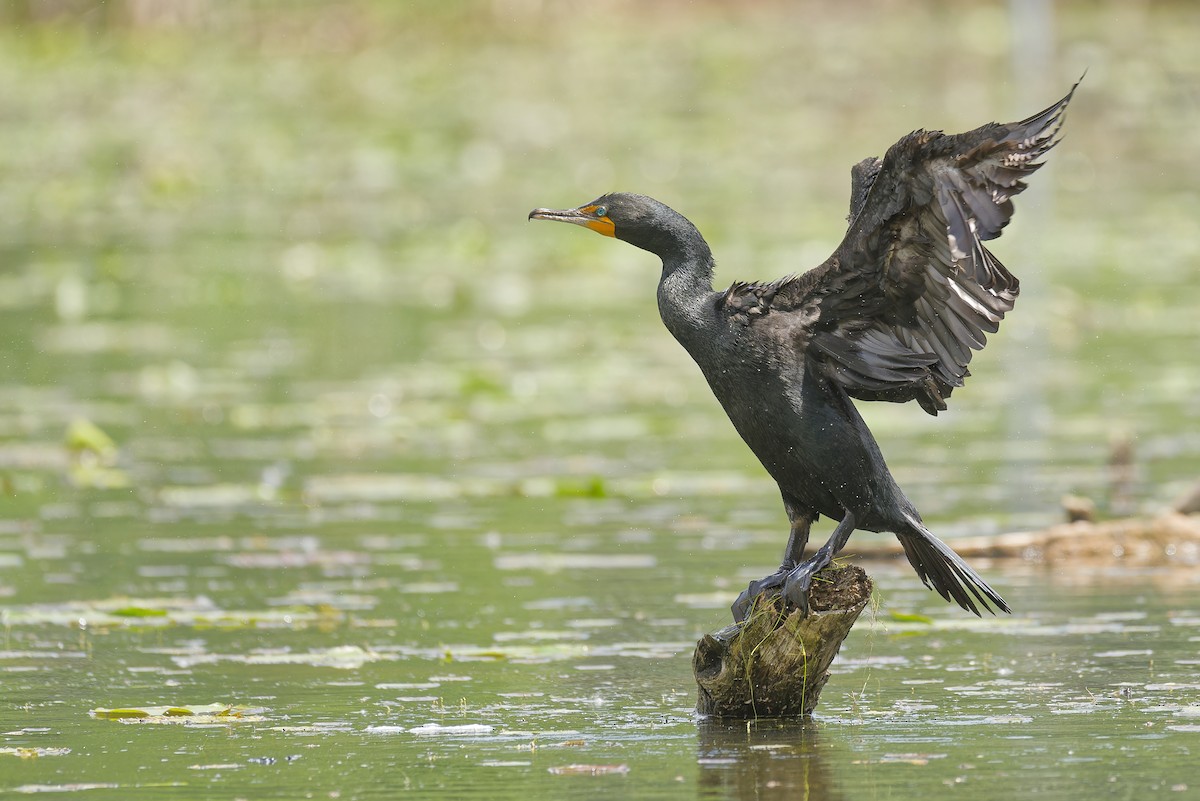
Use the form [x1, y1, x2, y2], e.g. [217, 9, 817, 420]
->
[721, 82, 1077, 415]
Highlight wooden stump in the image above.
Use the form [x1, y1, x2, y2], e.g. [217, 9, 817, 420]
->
[693, 564, 872, 719]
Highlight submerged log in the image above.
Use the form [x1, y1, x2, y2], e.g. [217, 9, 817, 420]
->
[847, 512, 1200, 567]
[693, 564, 872, 719]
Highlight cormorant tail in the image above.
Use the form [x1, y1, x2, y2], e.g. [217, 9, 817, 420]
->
[896, 519, 1011, 616]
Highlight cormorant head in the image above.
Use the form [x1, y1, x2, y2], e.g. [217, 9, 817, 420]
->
[529, 192, 700, 259]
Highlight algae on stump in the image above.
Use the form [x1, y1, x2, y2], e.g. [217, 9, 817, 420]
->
[693, 564, 872, 719]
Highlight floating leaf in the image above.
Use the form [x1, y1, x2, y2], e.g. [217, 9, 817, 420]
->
[91, 703, 266, 724]
[62, 419, 128, 487]
[110, 607, 169, 618]
[64, 419, 117, 460]
[91, 708, 150, 720]
[554, 477, 607, 498]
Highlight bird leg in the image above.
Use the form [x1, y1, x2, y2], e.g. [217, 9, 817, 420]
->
[780, 512, 857, 617]
[730, 506, 813, 622]
[779, 504, 814, 569]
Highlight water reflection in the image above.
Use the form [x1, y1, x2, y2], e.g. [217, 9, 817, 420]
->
[697, 720, 841, 801]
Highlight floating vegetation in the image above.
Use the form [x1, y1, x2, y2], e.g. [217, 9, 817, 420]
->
[63, 418, 129, 489]
[0, 747, 71, 759]
[90, 704, 267, 724]
[63, 419, 117, 462]
[0, 597, 342, 630]
[170, 645, 385, 670]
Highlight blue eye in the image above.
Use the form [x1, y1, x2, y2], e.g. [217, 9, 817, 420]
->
[594, 205, 607, 217]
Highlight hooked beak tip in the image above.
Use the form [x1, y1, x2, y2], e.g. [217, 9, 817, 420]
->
[529, 207, 575, 223]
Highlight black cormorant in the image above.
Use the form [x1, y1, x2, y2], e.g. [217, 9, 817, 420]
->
[530, 84, 1076, 622]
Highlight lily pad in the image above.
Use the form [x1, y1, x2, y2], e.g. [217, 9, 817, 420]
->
[91, 703, 266, 724]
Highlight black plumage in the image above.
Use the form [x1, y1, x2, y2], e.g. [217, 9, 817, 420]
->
[530, 83, 1076, 621]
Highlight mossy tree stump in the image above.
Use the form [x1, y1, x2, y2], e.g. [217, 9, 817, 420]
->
[693, 564, 872, 719]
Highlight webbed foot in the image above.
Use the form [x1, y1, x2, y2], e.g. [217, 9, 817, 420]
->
[731, 553, 835, 622]
[731, 568, 788, 623]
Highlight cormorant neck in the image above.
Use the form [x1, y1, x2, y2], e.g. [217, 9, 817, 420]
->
[646, 212, 714, 297]
[655, 231, 715, 346]
[659, 241, 715, 297]
[607, 196, 715, 342]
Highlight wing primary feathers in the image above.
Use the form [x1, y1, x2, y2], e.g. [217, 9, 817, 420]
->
[715, 82, 1075, 416]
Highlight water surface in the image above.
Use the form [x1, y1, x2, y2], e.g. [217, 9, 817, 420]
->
[1, 2, 1199, 798]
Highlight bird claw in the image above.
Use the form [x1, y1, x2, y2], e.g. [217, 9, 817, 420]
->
[731, 561, 822, 623]
[781, 566, 817, 618]
[731, 568, 788, 623]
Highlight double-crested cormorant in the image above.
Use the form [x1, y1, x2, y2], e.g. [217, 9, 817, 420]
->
[530, 84, 1076, 622]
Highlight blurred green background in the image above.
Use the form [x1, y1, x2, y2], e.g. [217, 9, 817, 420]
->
[1, 2, 1199, 799]
[1, 0, 1196, 522]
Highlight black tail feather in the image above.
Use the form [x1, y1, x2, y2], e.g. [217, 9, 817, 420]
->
[897, 525, 1011, 616]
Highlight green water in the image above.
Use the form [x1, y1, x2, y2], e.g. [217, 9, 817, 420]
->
[1, 2, 1199, 799]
